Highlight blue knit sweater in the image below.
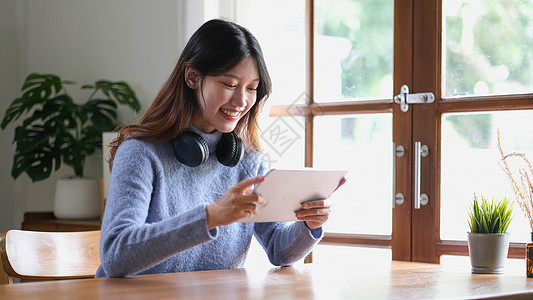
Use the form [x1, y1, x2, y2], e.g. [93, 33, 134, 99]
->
[96, 129, 322, 277]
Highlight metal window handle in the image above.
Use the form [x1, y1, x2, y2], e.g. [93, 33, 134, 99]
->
[414, 141, 429, 209]
[393, 143, 405, 208]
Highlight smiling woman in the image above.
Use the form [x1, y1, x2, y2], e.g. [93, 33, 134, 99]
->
[95, 19, 343, 278]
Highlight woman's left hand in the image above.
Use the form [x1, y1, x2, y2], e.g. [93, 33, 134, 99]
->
[295, 177, 346, 230]
[295, 199, 332, 230]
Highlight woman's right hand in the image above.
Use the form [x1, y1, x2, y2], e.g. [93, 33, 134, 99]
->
[206, 176, 267, 230]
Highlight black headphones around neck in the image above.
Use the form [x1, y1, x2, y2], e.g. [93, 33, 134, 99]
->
[173, 131, 243, 167]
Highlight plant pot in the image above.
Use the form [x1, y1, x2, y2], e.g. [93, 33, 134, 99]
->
[467, 232, 510, 274]
[54, 177, 100, 219]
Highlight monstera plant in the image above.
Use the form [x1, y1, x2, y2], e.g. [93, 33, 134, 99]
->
[1, 73, 141, 182]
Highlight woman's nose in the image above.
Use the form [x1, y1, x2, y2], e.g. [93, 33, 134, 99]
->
[231, 88, 248, 107]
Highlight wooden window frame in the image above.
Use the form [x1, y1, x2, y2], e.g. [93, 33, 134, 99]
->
[271, 0, 533, 263]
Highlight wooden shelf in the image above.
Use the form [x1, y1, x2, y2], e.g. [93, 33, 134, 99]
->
[21, 212, 101, 232]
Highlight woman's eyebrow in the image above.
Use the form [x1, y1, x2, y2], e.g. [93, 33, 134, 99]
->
[221, 73, 260, 82]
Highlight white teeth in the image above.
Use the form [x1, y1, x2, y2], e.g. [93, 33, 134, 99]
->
[221, 109, 240, 117]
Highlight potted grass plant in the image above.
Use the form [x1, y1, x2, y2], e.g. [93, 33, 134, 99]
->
[1, 73, 141, 219]
[467, 194, 513, 274]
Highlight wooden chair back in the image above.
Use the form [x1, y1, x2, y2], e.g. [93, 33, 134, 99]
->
[0, 232, 13, 284]
[0, 230, 101, 283]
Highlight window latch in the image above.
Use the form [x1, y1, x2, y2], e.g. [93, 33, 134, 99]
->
[393, 85, 435, 112]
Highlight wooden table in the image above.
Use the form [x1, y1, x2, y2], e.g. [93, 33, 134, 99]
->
[1, 258, 533, 299]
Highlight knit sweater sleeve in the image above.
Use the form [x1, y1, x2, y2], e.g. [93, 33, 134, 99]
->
[97, 140, 217, 277]
[254, 221, 323, 266]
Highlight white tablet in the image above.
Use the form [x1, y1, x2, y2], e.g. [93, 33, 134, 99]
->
[239, 168, 348, 223]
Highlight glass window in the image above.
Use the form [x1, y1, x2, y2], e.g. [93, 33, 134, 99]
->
[314, 114, 392, 234]
[442, 0, 533, 97]
[315, 0, 394, 102]
[440, 110, 533, 242]
[259, 116, 305, 169]
[236, 0, 306, 105]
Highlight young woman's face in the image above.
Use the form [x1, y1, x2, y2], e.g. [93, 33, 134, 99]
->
[193, 57, 260, 133]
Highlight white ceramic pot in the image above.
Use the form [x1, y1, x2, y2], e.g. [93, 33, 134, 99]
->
[54, 177, 100, 219]
[467, 232, 510, 274]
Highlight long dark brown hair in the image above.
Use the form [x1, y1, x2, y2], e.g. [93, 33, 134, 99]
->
[108, 19, 272, 171]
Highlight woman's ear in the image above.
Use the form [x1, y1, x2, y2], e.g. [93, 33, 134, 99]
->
[185, 66, 200, 89]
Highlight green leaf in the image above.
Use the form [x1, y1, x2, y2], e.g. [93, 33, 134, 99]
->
[11, 140, 57, 182]
[1, 73, 65, 129]
[467, 194, 513, 233]
[12, 125, 64, 180]
[80, 126, 104, 155]
[21, 73, 62, 101]
[2, 98, 24, 129]
[90, 80, 141, 112]
[62, 138, 86, 177]
[14, 125, 55, 154]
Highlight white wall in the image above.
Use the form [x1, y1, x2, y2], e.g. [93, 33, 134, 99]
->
[0, 0, 208, 231]
[0, 0, 25, 233]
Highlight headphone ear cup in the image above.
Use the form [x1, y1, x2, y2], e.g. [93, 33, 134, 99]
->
[173, 131, 209, 167]
[216, 132, 243, 167]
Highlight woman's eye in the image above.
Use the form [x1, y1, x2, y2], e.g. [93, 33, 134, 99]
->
[224, 83, 237, 88]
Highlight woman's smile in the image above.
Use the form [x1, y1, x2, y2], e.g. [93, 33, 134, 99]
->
[220, 108, 242, 118]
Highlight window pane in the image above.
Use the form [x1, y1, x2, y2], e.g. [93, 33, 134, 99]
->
[441, 111, 533, 242]
[259, 116, 305, 169]
[236, 0, 306, 105]
[314, 114, 392, 234]
[442, 0, 533, 97]
[315, 0, 394, 102]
